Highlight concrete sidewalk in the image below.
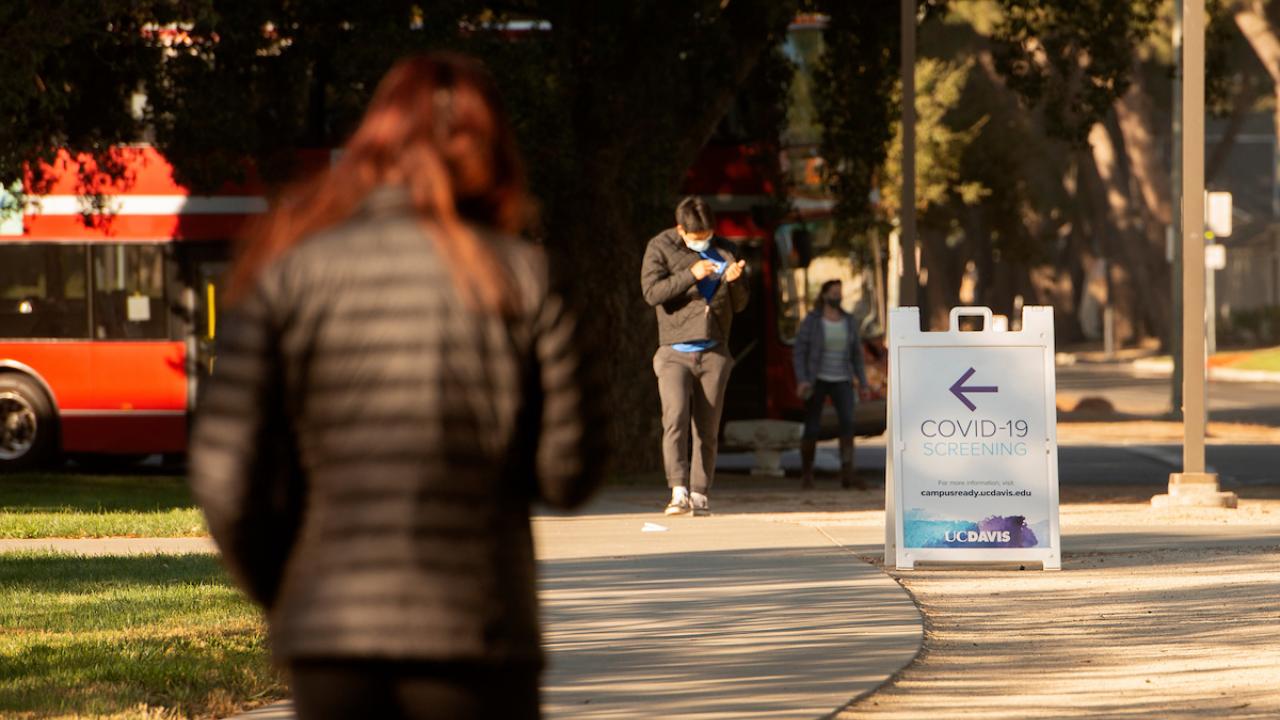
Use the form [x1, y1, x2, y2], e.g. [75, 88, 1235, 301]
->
[532, 502, 923, 718]
[232, 501, 923, 719]
[7, 481, 1280, 718]
[10, 495, 921, 720]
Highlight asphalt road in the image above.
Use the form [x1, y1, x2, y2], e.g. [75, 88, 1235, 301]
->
[1049, 362, 1280, 487]
[718, 439, 1276, 489]
[1055, 444, 1279, 487]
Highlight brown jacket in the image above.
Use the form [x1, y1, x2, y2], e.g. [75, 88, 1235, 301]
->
[188, 188, 605, 666]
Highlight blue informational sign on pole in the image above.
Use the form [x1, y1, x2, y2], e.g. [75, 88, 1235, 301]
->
[885, 306, 1062, 570]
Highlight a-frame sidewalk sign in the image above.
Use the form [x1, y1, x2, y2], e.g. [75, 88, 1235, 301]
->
[885, 306, 1062, 571]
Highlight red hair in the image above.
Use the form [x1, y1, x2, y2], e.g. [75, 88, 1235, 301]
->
[226, 52, 529, 314]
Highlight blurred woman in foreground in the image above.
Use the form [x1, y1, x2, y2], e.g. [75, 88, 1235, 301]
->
[189, 52, 604, 719]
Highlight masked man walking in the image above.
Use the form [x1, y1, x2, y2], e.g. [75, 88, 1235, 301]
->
[640, 197, 748, 516]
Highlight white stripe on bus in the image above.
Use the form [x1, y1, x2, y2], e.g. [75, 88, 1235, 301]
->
[27, 195, 268, 216]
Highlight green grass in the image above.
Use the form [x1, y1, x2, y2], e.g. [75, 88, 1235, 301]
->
[1229, 346, 1280, 372]
[0, 473, 205, 539]
[0, 552, 282, 719]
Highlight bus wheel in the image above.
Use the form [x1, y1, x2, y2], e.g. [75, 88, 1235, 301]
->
[0, 374, 56, 471]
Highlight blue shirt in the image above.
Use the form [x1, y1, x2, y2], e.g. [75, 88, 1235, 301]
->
[673, 248, 727, 353]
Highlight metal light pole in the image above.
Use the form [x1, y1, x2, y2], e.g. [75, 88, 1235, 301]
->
[898, 0, 919, 310]
[1154, 0, 1237, 509]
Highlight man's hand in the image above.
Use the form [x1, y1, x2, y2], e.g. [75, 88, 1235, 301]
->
[796, 382, 813, 400]
[724, 259, 746, 282]
[690, 260, 718, 281]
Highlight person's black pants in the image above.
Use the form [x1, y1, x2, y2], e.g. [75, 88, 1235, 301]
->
[289, 659, 541, 720]
[802, 379, 856, 441]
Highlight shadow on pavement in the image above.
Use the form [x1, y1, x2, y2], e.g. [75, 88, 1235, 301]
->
[539, 546, 921, 719]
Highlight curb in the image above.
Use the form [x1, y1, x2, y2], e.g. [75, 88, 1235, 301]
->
[1131, 358, 1280, 384]
[0, 537, 216, 555]
[225, 702, 292, 719]
[1055, 350, 1162, 366]
[1124, 445, 1219, 476]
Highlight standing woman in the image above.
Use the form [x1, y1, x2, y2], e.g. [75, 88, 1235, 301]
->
[792, 279, 869, 490]
[189, 53, 604, 719]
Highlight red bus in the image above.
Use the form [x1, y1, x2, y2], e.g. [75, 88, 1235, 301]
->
[0, 147, 292, 470]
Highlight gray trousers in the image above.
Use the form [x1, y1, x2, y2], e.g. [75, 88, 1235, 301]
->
[653, 345, 734, 495]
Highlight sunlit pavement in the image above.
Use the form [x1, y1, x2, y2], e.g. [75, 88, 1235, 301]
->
[534, 500, 923, 719]
[220, 495, 925, 720]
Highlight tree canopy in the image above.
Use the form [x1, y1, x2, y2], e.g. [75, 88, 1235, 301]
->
[992, 0, 1162, 143]
[0, 0, 801, 470]
[8, 1, 1279, 461]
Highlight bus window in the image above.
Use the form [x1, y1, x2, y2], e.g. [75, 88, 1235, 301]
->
[91, 245, 168, 340]
[774, 221, 880, 344]
[0, 244, 89, 339]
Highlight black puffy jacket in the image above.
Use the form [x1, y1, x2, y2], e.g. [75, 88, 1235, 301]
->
[188, 187, 605, 666]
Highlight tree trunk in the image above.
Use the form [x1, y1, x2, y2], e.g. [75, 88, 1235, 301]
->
[1083, 127, 1138, 345]
[544, 169, 664, 477]
[1114, 69, 1172, 227]
[971, 46, 1085, 338]
[1112, 69, 1173, 341]
[918, 223, 965, 331]
[1207, 80, 1261, 183]
[1235, 2, 1280, 216]
[965, 205, 1019, 320]
[1235, 3, 1280, 84]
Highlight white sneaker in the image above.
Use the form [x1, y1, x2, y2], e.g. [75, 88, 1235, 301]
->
[690, 492, 710, 517]
[665, 487, 691, 515]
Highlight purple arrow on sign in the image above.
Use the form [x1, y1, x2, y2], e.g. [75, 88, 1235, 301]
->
[950, 367, 998, 412]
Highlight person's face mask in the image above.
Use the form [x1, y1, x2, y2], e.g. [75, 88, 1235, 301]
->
[681, 229, 714, 253]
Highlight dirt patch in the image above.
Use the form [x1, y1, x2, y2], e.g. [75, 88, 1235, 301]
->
[835, 545, 1280, 719]
[1062, 395, 1116, 416]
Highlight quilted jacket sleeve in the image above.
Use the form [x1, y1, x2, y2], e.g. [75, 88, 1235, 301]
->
[187, 270, 302, 609]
